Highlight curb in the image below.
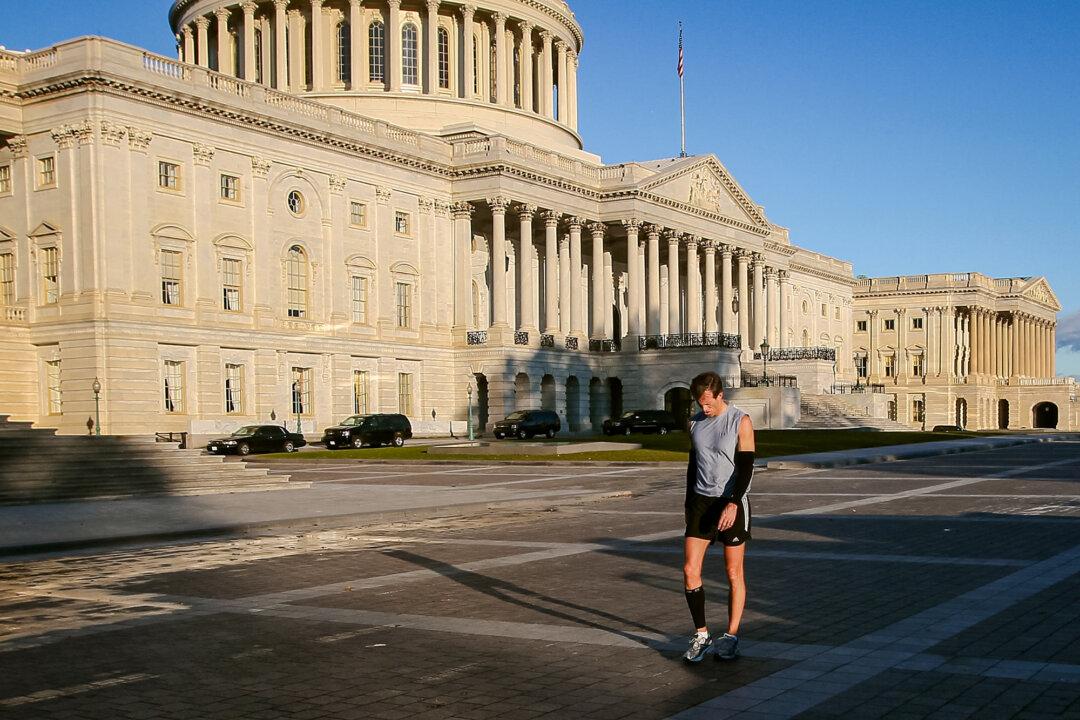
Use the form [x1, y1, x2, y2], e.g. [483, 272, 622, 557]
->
[763, 435, 1051, 470]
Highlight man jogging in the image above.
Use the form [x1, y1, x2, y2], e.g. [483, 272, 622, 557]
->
[681, 371, 755, 663]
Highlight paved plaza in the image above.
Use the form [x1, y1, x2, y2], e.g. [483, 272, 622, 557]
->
[1, 440, 1079, 719]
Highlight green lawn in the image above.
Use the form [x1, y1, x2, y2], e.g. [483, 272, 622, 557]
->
[262, 429, 997, 463]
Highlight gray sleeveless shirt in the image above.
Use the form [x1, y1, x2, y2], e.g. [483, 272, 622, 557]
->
[688, 405, 748, 498]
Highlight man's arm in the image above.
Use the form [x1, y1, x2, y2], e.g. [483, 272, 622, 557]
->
[685, 423, 697, 497]
[719, 415, 756, 530]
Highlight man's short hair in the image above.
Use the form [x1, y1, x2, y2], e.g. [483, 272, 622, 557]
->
[690, 371, 724, 400]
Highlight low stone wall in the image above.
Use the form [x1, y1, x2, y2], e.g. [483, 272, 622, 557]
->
[725, 386, 801, 429]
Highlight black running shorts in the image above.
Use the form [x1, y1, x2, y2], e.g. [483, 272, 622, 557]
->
[684, 491, 751, 546]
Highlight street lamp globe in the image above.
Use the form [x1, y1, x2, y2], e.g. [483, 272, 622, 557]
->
[92, 377, 101, 395]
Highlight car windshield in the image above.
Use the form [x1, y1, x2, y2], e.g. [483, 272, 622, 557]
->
[232, 426, 261, 436]
[340, 416, 369, 427]
[504, 411, 527, 421]
[620, 411, 636, 419]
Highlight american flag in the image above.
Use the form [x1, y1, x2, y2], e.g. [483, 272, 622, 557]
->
[677, 24, 684, 78]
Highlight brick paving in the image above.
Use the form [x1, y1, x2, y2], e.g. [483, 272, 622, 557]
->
[0, 440, 1078, 719]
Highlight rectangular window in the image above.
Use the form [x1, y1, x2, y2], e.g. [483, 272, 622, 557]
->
[353, 370, 369, 415]
[351, 275, 368, 324]
[0, 253, 14, 306]
[158, 161, 180, 190]
[884, 319, 895, 331]
[222, 258, 242, 311]
[40, 246, 59, 304]
[164, 360, 185, 413]
[913, 356, 924, 376]
[46, 360, 61, 415]
[349, 201, 368, 228]
[394, 211, 411, 235]
[291, 366, 312, 415]
[160, 249, 182, 305]
[37, 156, 56, 188]
[224, 363, 244, 414]
[820, 303, 827, 318]
[397, 372, 412, 416]
[834, 306, 840, 320]
[912, 317, 923, 330]
[856, 320, 867, 332]
[219, 173, 240, 202]
[884, 356, 895, 377]
[437, 28, 450, 89]
[0, 164, 11, 195]
[912, 399, 925, 423]
[395, 281, 411, 328]
[855, 355, 868, 379]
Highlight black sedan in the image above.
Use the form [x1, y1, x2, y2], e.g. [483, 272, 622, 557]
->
[207, 425, 307, 456]
[602, 410, 678, 436]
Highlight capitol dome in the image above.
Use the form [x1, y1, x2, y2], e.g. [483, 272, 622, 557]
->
[169, 0, 584, 152]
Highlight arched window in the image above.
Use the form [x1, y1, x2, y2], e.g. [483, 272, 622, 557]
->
[286, 246, 308, 318]
[437, 27, 450, 89]
[337, 21, 351, 84]
[512, 43, 520, 106]
[489, 40, 497, 101]
[254, 29, 264, 84]
[368, 20, 385, 82]
[401, 22, 418, 85]
[472, 34, 479, 95]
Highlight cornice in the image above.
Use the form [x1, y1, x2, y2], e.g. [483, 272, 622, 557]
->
[603, 189, 769, 237]
[788, 261, 857, 287]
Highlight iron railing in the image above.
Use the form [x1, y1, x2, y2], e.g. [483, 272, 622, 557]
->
[831, 382, 887, 394]
[514, 331, 529, 346]
[638, 332, 741, 351]
[155, 431, 188, 449]
[588, 338, 622, 353]
[466, 330, 487, 345]
[754, 346, 836, 361]
[565, 336, 579, 350]
[540, 333, 555, 349]
[739, 373, 798, 388]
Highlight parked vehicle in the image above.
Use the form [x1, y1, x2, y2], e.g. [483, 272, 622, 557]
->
[602, 409, 679, 436]
[492, 409, 561, 440]
[321, 413, 413, 448]
[207, 425, 307, 456]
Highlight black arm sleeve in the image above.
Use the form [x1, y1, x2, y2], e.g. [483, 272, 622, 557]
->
[728, 451, 755, 503]
[685, 442, 698, 498]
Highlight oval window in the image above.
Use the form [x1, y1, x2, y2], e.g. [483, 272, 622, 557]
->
[287, 190, 305, 216]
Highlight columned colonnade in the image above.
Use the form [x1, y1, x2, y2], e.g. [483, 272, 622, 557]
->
[450, 198, 794, 350]
[174, 0, 581, 130]
[955, 308, 1055, 381]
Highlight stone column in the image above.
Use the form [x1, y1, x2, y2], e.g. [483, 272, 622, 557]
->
[196, 16, 211, 67]
[896, 309, 907, 382]
[519, 21, 534, 112]
[451, 202, 474, 331]
[868, 310, 879, 379]
[568, 218, 584, 336]
[637, 241, 647, 334]
[491, 11, 507, 105]
[425, 0, 439, 93]
[720, 245, 733, 335]
[488, 197, 509, 329]
[558, 231, 571, 335]
[461, 5, 475, 99]
[555, 40, 568, 124]
[1026, 316, 1036, 377]
[287, 9, 305, 91]
[703, 241, 717, 334]
[542, 211, 559, 335]
[623, 219, 642, 337]
[665, 231, 681, 335]
[751, 254, 765, 350]
[309, 0, 326, 90]
[182, 26, 195, 64]
[766, 267, 780, 347]
[273, 0, 288, 88]
[1038, 320, 1047, 379]
[603, 255, 614, 339]
[568, 49, 579, 130]
[241, 2, 257, 81]
[982, 310, 992, 378]
[387, 0, 402, 91]
[539, 31, 553, 118]
[778, 269, 789, 348]
[736, 250, 749, 350]
[349, 0, 363, 87]
[215, 8, 231, 73]
[645, 224, 661, 336]
[685, 236, 701, 334]
[516, 205, 536, 334]
[1049, 322, 1056, 377]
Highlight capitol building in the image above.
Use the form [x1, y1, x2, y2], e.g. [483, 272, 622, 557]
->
[0, 0, 1073, 438]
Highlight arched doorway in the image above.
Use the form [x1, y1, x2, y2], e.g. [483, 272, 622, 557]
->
[607, 377, 624, 419]
[541, 374, 556, 410]
[514, 373, 532, 411]
[473, 373, 489, 432]
[566, 376, 582, 432]
[664, 387, 693, 429]
[955, 398, 967, 429]
[589, 377, 605, 432]
[1033, 402, 1058, 429]
[998, 399, 1009, 430]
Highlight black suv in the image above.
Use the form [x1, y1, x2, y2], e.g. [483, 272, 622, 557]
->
[207, 425, 307, 456]
[492, 410, 561, 440]
[321, 414, 413, 448]
[602, 410, 678, 436]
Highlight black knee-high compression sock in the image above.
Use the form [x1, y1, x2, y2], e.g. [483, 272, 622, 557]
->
[685, 586, 706, 630]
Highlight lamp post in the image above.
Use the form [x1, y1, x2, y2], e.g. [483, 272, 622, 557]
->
[292, 381, 302, 433]
[853, 352, 862, 390]
[832, 359, 837, 393]
[731, 289, 742, 386]
[467, 385, 474, 441]
[760, 340, 770, 386]
[91, 377, 101, 436]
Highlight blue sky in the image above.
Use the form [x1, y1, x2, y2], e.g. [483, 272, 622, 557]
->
[4, 0, 1078, 374]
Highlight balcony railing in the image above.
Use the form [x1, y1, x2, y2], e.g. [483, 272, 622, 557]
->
[830, 382, 887, 394]
[740, 372, 799, 388]
[588, 338, 622, 353]
[755, 346, 836, 362]
[466, 330, 487, 346]
[639, 333, 741, 351]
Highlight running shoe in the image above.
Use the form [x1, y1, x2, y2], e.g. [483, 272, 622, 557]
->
[683, 632, 712, 663]
[713, 633, 739, 661]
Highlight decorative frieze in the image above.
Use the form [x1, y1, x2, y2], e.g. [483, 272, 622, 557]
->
[193, 142, 215, 165]
[251, 155, 271, 177]
[99, 120, 127, 146]
[127, 126, 153, 152]
[6, 135, 28, 157]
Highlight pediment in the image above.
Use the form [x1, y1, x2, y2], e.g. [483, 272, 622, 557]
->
[1019, 277, 1061, 311]
[638, 156, 769, 228]
[0, 225, 15, 242]
[29, 222, 60, 238]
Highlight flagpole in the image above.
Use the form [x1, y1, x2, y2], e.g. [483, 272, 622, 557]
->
[678, 22, 686, 158]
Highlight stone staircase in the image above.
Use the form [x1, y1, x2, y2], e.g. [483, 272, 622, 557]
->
[0, 415, 307, 505]
[794, 395, 914, 432]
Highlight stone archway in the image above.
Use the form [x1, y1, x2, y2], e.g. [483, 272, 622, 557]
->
[1033, 402, 1058, 429]
[474, 373, 489, 432]
[589, 377, 605, 432]
[566, 376, 582, 432]
[541, 374, 556, 410]
[664, 387, 693, 430]
[514, 372, 532, 411]
[607, 377, 624, 419]
[998, 399, 1009, 430]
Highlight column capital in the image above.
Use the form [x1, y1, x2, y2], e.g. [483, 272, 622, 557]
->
[241, 1, 257, 15]
[565, 216, 585, 231]
[554, 38, 567, 52]
[778, 269, 789, 281]
[734, 248, 751, 262]
[622, 218, 642, 233]
[387, 0, 401, 8]
[194, 15, 211, 28]
[519, 19, 533, 34]
[897, 307, 908, 317]
[764, 265, 777, 278]
[517, 203, 537, 220]
[868, 309, 879, 317]
[644, 223, 662, 237]
[460, 3, 476, 18]
[349, 0, 363, 6]
[492, 11, 506, 27]
[540, 210, 560, 227]
[662, 229, 681, 243]
[486, 196, 510, 213]
[538, 29, 552, 43]
[587, 221, 606, 238]
[182, 25, 194, 38]
[273, 0, 289, 7]
[719, 243, 733, 258]
[451, 201, 474, 219]
[750, 252, 765, 266]
[215, 7, 231, 20]
[426, 0, 440, 10]
[702, 239, 717, 254]
[309, 0, 324, 7]
[684, 234, 700, 248]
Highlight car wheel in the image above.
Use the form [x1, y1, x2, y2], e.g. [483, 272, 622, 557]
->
[392, 432, 405, 447]
[238, 442, 251, 456]
[624, 427, 632, 437]
[517, 429, 527, 440]
[546, 428, 555, 439]
[351, 436, 364, 449]
[283, 441, 296, 453]
[494, 433, 503, 440]
[659, 427, 669, 435]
